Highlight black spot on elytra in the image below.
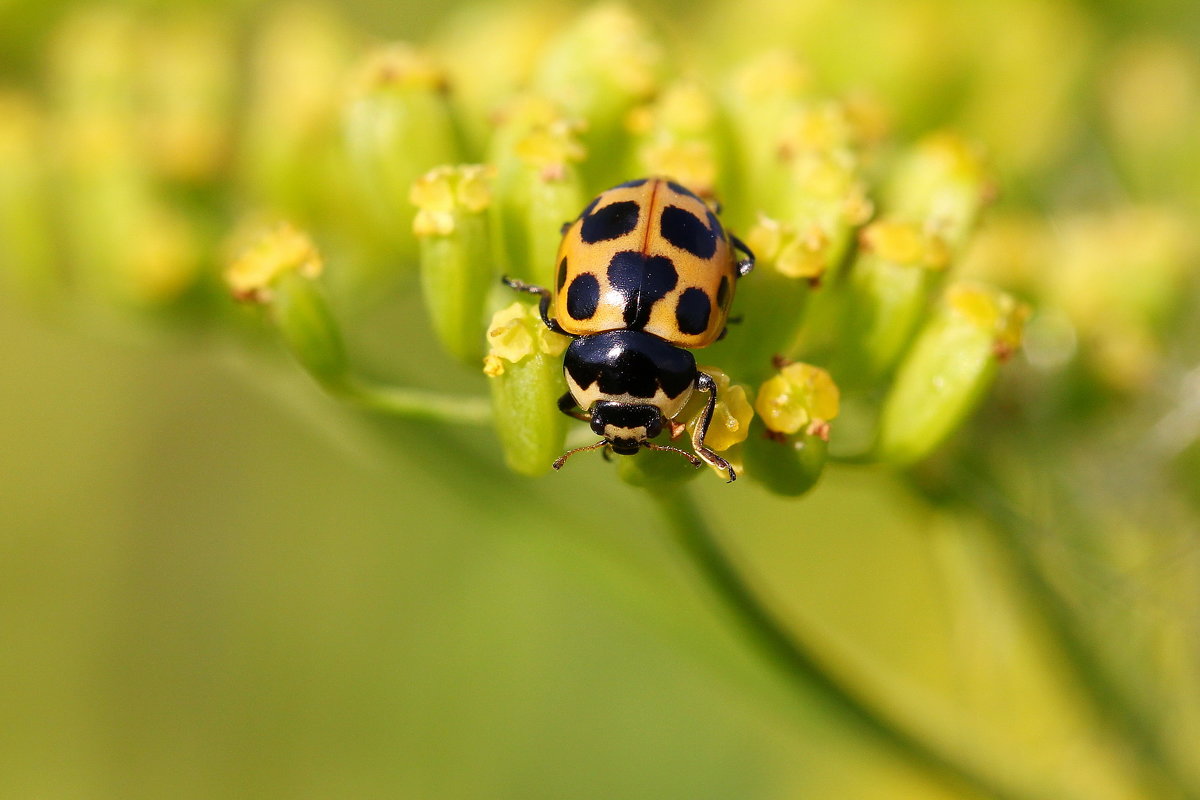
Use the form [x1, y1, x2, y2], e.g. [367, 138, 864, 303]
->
[556, 257, 569, 291]
[660, 205, 717, 259]
[566, 273, 600, 320]
[565, 331, 696, 400]
[666, 181, 702, 201]
[580, 200, 640, 243]
[606, 251, 678, 329]
[613, 178, 649, 189]
[716, 276, 730, 309]
[676, 287, 711, 335]
[575, 196, 600, 221]
[706, 209, 726, 241]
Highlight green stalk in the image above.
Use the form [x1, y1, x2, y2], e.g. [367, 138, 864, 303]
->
[967, 481, 1200, 800]
[652, 486, 1061, 800]
[332, 378, 492, 426]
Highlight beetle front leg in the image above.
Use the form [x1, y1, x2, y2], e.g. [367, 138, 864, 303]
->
[692, 372, 737, 482]
[501, 276, 571, 336]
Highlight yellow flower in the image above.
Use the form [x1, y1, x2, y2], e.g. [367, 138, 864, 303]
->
[484, 302, 570, 376]
[225, 222, 322, 303]
[755, 362, 840, 437]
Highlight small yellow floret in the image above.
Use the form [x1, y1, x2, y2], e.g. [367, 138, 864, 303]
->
[482, 354, 506, 377]
[411, 164, 495, 236]
[515, 119, 587, 172]
[483, 302, 569, 376]
[408, 163, 492, 236]
[225, 222, 322, 302]
[350, 43, 446, 95]
[755, 362, 840, 436]
[860, 220, 950, 269]
[946, 283, 1029, 359]
[745, 215, 827, 280]
[731, 50, 813, 104]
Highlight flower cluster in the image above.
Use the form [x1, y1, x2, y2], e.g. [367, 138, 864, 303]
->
[0, 2, 1035, 494]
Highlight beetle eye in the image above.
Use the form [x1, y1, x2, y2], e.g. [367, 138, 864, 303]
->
[644, 416, 662, 439]
[590, 415, 606, 436]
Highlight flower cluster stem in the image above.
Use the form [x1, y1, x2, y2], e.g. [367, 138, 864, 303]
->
[651, 486, 1059, 800]
[333, 378, 492, 426]
[965, 478, 1200, 800]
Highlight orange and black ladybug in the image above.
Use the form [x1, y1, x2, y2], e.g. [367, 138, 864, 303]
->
[504, 177, 753, 481]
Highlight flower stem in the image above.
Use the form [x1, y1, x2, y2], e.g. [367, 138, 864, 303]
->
[332, 377, 492, 426]
[651, 486, 1059, 800]
[967, 481, 1200, 800]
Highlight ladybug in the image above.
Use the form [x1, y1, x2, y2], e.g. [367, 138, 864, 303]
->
[504, 177, 754, 482]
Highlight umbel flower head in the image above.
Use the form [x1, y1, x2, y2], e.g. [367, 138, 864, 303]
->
[0, 1, 1029, 495]
[423, 5, 1021, 489]
[217, 2, 1023, 491]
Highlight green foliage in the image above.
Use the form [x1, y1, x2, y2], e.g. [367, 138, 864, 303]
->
[2, 1, 1199, 799]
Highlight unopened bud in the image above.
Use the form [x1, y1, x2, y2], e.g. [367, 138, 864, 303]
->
[488, 99, 586, 284]
[226, 224, 346, 386]
[877, 283, 1027, 465]
[484, 302, 571, 475]
[411, 165, 497, 364]
[745, 360, 839, 496]
[533, 3, 663, 186]
[343, 44, 461, 260]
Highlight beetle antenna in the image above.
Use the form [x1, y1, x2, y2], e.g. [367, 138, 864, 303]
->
[552, 439, 609, 471]
[641, 441, 703, 468]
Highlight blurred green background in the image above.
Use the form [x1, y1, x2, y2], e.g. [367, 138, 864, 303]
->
[2, 0, 1199, 798]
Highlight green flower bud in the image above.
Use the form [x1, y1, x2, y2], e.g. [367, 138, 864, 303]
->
[745, 360, 839, 496]
[832, 219, 952, 383]
[132, 13, 235, 185]
[343, 44, 463, 262]
[0, 94, 58, 303]
[431, 4, 563, 154]
[877, 282, 1027, 466]
[626, 80, 731, 201]
[239, 3, 354, 217]
[702, 214, 818, 383]
[743, 423, 829, 498]
[723, 50, 816, 218]
[410, 165, 497, 365]
[43, 8, 202, 309]
[483, 302, 571, 476]
[1044, 207, 1195, 391]
[880, 132, 994, 254]
[776, 145, 873, 284]
[487, 98, 586, 284]
[46, 6, 139, 119]
[532, 3, 664, 187]
[831, 133, 994, 385]
[271, 271, 349, 388]
[226, 223, 347, 387]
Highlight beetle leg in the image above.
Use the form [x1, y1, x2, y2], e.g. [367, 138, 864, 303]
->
[557, 391, 591, 423]
[730, 234, 755, 278]
[693, 372, 737, 482]
[501, 276, 572, 336]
